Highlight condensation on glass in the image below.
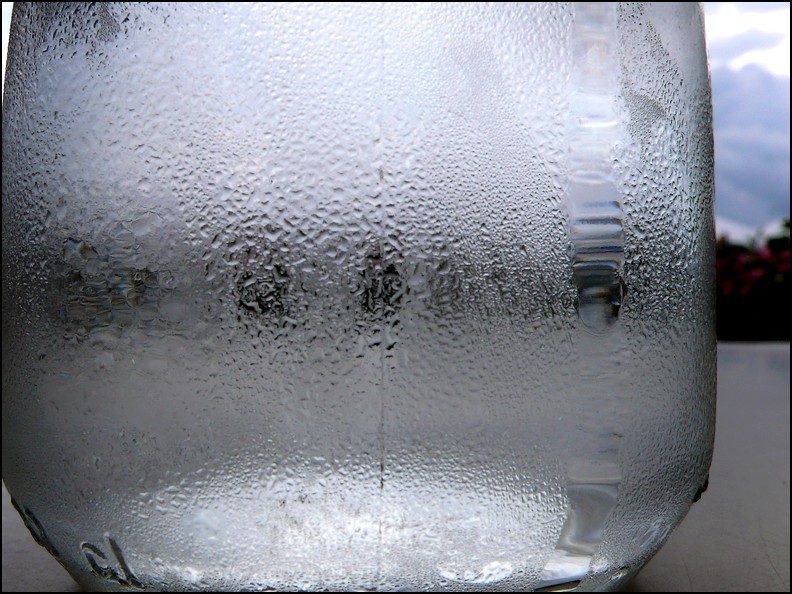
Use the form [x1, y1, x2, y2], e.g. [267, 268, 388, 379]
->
[2, 3, 715, 592]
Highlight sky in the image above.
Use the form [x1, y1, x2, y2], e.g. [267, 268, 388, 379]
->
[1, 2, 789, 243]
[703, 1, 790, 242]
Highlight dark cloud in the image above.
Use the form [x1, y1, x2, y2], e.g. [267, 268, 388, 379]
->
[712, 65, 790, 227]
[708, 30, 785, 62]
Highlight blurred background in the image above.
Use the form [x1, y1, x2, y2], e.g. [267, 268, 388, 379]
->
[2, 2, 789, 340]
[702, 2, 790, 341]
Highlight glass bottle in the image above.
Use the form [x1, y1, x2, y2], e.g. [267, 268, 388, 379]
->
[2, 3, 715, 591]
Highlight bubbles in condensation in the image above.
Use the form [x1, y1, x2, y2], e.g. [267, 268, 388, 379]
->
[438, 560, 515, 585]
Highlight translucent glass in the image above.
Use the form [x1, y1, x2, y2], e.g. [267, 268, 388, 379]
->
[2, 3, 715, 592]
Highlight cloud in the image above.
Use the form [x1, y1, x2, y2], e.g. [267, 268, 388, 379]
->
[2, 2, 12, 94]
[708, 29, 784, 64]
[705, 2, 792, 14]
[712, 65, 790, 228]
[704, 2, 789, 75]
